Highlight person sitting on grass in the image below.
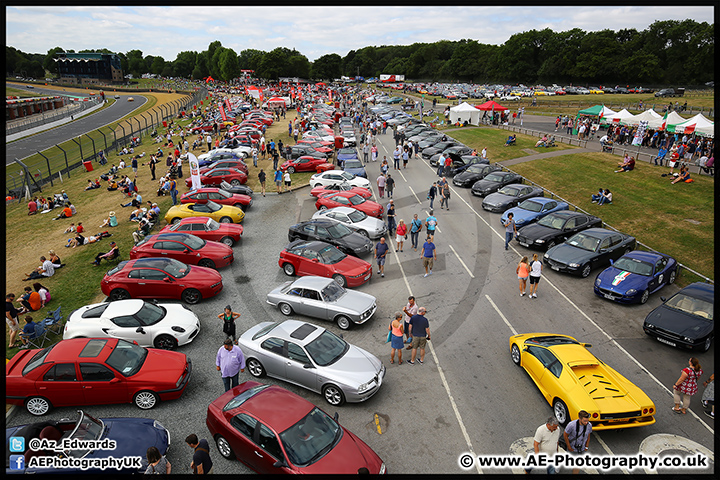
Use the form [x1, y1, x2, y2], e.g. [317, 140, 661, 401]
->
[671, 166, 692, 184]
[28, 199, 38, 215]
[48, 250, 64, 270]
[615, 156, 635, 173]
[19, 287, 42, 313]
[598, 189, 612, 206]
[18, 316, 38, 349]
[92, 241, 120, 266]
[33, 283, 51, 306]
[52, 203, 73, 221]
[85, 179, 100, 191]
[107, 178, 118, 191]
[591, 187, 604, 203]
[22, 256, 55, 281]
[535, 134, 548, 147]
[504, 134, 516, 147]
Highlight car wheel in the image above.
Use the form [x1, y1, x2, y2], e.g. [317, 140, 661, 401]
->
[640, 290, 650, 304]
[198, 258, 216, 269]
[668, 270, 676, 284]
[134, 390, 159, 410]
[323, 384, 346, 406]
[314, 183, 323, 188]
[511, 344, 521, 366]
[230, 179, 241, 186]
[553, 398, 569, 426]
[220, 236, 235, 247]
[332, 274, 346, 287]
[701, 336, 712, 352]
[580, 264, 591, 278]
[287, 167, 295, 174]
[215, 435, 235, 460]
[247, 358, 265, 377]
[154, 334, 178, 350]
[545, 240, 556, 250]
[282, 263, 296, 276]
[279, 302, 293, 316]
[181, 288, 202, 305]
[109, 288, 131, 301]
[233, 203, 246, 212]
[26, 396, 52, 416]
[335, 315, 351, 330]
[357, 229, 369, 238]
[220, 216, 232, 224]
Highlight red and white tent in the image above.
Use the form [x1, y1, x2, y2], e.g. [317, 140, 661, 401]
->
[474, 100, 509, 111]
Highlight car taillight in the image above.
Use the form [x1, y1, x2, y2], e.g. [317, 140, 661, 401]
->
[592, 413, 598, 419]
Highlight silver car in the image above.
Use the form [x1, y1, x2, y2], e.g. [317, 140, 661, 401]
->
[239, 320, 385, 406]
[267, 276, 377, 330]
[312, 206, 387, 239]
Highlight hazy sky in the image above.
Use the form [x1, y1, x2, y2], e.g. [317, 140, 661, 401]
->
[6, 6, 714, 62]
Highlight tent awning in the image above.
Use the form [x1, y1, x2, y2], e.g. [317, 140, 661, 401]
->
[578, 105, 616, 117]
[475, 100, 508, 111]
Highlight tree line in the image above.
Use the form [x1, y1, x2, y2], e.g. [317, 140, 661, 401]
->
[6, 19, 713, 86]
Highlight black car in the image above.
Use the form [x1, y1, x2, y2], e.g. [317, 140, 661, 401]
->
[453, 163, 501, 187]
[422, 141, 460, 159]
[418, 135, 450, 150]
[543, 228, 637, 278]
[515, 211, 603, 251]
[403, 125, 432, 137]
[642, 282, 714, 352]
[481, 184, 544, 213]
[470, 171, 523, 197]
[287, 145, 328, 161]
[563, 86, 578, 94]
[436, 154, 489, 177]
[288, 219, 373, 257]
[615, 87, 628, 94]
[429, 145, 473, 167]
[219, 180, 253, 197]
[409, 130, 441, 143]
[654, 88, 676, 97]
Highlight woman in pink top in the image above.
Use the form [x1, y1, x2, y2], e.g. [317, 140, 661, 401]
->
[389, 312, 405, 364]
[673, 357, 703, 414]
[516, 256, 530, 297]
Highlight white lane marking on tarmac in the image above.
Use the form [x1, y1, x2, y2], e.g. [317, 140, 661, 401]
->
[449, 244, 475, 278]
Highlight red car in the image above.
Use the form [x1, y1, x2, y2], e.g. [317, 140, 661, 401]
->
[296, 141, 333, 155]
[310, 183, 372, 199]
[130, 232, 234, 269]
[298, 139, 334, 149]
[191, 124, 214, 133]
[281, 156, 332, 174]
[6, 338, 191, 415]
[160, 216, 243, 247]
[181, 187, 252, 210]
[316, 191, 384, 219]
[100, 257, 223, 304]
[200, 159, 249, 175]
[234, 128, 262, 140]
[206, 381, 385, 474]
[192, 167, 248, 187]
[279, 240, 372, 288]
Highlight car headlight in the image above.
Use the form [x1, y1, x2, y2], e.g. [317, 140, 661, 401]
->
[535, 239, 544, 244]
[569, 263, 580, 268]
[357, 380, 373, 394]
[683, 336, 693, 343]
[176, 374, 184, 388]
[595, 278, 602, 286]
[171, 326, 186, 333]
[625, 289, 637, 296]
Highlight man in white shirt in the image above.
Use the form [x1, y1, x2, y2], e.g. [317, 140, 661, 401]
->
[525, 416, 560, 474]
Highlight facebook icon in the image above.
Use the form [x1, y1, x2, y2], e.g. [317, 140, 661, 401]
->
[10, 455, 25, 471]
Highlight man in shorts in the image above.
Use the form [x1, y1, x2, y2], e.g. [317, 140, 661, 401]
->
[421, 235, 436, 277]
[6, 293, 22, 348]
[375, 237, 389, 278]
[274, 168, 283, 194]
[407, 307, 430, 365]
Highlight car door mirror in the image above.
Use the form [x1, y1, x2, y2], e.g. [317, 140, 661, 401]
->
[136, 327, 145, 334]
[609, 259, 614, 265]
[581, 343, 592, 348]
[303, 363, 314, 369]
[163, 277, 172, 282]
[273, 458, 289, 469]
[311, 258, 319, 262]
[110, 377, 121, 384]
[660, 296, 666, 303]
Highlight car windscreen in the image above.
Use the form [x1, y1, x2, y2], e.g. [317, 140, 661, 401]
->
[566, 232, 600, 252]
[339, 172, 355, 181]
[205, 200, 222, 212]
[326, 223, 353, 239]
[135, 302, 167, 326]
[163, 258, 191, 279]
[518, 200, 544, 212]
[280, 407, 342, 467]
[466, 165, 486, 173]
[347, 209, 367, 223]
[497, 186, 521, 196]
[304, 330, 349, 366]
[65, 411, 104, 458]
[321, 282, 346, 302]
[483, 173, 504, 183]
[612, 257, 653, 276]
[206, 218, 221, 231]
[216, 189, 233, 199]
[537, 215, 566, 230]
[180, 234, 206, 250]
[318, 245, 346, 265]
[347, 195, 364, 206]
[105, 340, 148, 377]
[664, 293, 714, 321]
[22, 345, 55, 376]
[344, 160, 363, 169]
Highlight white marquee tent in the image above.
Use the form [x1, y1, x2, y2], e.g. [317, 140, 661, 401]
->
[449, 102, 481, 126]
[668, 113, 715, 137]
[620, 108, 663, 128]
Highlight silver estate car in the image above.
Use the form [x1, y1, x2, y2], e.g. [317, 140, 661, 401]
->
[312, 206, 388, 239]
[239, 320, 385, 406]
[266, 276, 377, 330]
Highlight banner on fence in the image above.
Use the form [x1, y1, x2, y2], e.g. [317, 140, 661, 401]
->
[187, 152, 201, 191]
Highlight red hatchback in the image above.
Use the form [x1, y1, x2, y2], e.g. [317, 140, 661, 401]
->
[296, 141, 333, 155]
[6, 338, 191, 416]
[200, 159, 249, 175]
[280, 156, 332, 174]
[316, 191, 384, 219]
[100, 257, 223, 304]
[181, 187, 252, 211]
[310, 183, 372, 199]
[160, 216, 243, 247]
[279, 240, 372, 288]
[206, 381, 386, 474]
[195, 167, 248, 187]
[130, 232, 234, 269]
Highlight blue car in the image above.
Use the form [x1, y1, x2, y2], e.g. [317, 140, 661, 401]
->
[594, 251, 678, 304]
[198, 151, 244, 168]
[342, 159, 367, 178]
[6, 410, 169, 474]
[501, 198, 569, 228]
[337, 147, 360, 164]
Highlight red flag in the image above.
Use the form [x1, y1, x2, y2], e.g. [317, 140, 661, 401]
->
[219, 103, 227, 121]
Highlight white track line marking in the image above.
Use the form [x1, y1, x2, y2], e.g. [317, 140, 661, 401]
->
[449, 244, 475, 278]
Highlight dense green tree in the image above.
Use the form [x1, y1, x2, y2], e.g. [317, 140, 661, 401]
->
[172, 51, 197, 78]
[311, 53, 342, 80]
[125, 49, 145, 78]
[43, 47, 64, 75]
[218, 47, 240, 81]
[237, 49, 265, 72]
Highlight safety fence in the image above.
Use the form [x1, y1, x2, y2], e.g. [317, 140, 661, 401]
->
[6, 97, 104, 136]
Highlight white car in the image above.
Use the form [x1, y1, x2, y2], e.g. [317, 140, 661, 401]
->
[498, 94, 520, 101]
[312, 206, 388, 239]
[310, 170, 371, 190]
[63, 299, 201, 350]
[302, 132, 335, 143]
[197, 146, 250, 161]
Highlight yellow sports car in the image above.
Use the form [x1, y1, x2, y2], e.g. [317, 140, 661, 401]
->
[587, 87, 604, 94]
[509, 333, 655, 430]
[165, 200, 244, 225]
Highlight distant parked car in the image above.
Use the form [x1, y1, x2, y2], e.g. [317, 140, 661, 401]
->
[543, 228, 637, 278]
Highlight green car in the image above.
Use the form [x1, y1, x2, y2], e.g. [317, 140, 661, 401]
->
[385, 96, 403, 104]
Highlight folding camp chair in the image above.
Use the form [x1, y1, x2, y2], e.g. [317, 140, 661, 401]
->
[43, 306, 63, 335]
[21, 322, 50, 349]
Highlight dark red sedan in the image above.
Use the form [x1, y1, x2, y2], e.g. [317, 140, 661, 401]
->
[310, 183, 372, 199]
[188, 167, 248, 187]
[279, 240, 372, 288]
[296, 141, 333, 155]
[130, 232, 234, 269]
[181, 187, 252, 210]
[6, 338, 191, 415]
[159, 216, 243, 247]
[100, 257, 223, 304]
[206, 381, 386, 474]
[316, 191, 384, 219]
[280, 156, 332, 174]
[200, 159, 249, 175]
